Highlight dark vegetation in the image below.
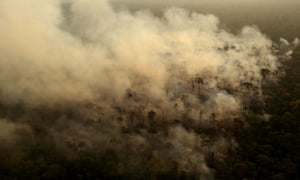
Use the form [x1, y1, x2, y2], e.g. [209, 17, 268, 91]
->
[0, 1, 300, 180]
[211, 49, 300, 180]
[0, 3, 299, 177]
[0, 50, 298, 180]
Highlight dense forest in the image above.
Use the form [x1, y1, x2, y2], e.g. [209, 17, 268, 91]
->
[0, 45, 299, 180]
[0, 1, 300, 180]
[211, 48, 300, 179]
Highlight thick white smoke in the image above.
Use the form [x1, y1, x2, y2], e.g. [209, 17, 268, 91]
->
[0, 0, 280, 108]
[0, 0, 297, 179]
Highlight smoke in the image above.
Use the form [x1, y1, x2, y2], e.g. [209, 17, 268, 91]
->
[0, 0, 297, 179]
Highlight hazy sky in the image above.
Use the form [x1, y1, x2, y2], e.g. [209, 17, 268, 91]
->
[111, 0, 300, 39]
[112, 0, 300, 6]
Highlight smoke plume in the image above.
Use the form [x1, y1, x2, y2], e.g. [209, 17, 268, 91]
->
[0, 0, 297, 179]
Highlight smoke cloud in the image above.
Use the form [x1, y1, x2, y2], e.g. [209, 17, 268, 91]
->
[0, 0, 297, 179]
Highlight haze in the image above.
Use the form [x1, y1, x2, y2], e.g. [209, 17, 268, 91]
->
[113, 0, 300, 39]
[0, 0, 299, 179]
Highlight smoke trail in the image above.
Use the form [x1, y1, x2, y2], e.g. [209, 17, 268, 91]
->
[0, 0, 297, 179]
